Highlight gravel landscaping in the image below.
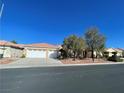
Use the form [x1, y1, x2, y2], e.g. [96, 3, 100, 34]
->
[0, 58, 18, 64]
[61, 58, 110, 64]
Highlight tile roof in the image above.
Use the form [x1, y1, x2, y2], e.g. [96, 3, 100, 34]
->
[117, 48, 124, 51]
[0, 40, 58, 49]
[0, 40, 23, 49]
[24, 43, 58, 48]
[105, 48, 124, 52]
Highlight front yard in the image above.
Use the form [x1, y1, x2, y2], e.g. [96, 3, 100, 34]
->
[61, 58, 124, 64]
[61, 58, 106, 64]
[0, 58, 18, 64]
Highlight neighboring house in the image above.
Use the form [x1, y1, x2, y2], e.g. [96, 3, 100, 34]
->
[0, 40, 24, 58]
[104, 48, 123, 57]
[23, 43, 59, 58]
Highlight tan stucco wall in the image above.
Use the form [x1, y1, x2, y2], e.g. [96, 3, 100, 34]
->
[0, 46, 11, 57]
[105, 48, 123, 57]
[0, 46, 23, 58]
[10, 47, 23, 58]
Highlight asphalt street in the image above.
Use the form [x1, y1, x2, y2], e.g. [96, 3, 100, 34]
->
[0, 64, 124, 93]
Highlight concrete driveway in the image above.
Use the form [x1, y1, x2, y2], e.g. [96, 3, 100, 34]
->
[0, 58, 63, 69]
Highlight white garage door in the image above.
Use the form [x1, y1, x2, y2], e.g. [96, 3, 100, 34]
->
[26, 49, 46, 58]
[48, 50, 57, 58]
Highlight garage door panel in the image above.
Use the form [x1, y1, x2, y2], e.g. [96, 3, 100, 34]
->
[48, 50, 57, 58]
[26, 50, 46, 58]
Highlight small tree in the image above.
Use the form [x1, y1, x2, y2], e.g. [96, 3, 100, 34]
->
[62, 35, 78, 60]
[85, 27, 105, 62]
[62, 35, 86, 61]
[76, 37, 86, 59]
[11, 40, 17, 44]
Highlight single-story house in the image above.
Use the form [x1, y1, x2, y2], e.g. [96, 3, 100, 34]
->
[0, 40, 24, 58]
[104, 48, 124, 57]
[23, 43, 59, 58]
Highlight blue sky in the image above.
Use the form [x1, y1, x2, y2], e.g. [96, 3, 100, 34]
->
[0, 0, 124, 48]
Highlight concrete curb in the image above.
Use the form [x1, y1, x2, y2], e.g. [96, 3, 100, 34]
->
[0, 62, 124, 69]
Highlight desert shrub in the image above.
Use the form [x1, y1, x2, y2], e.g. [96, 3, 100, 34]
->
[108, 55, 123, 62]
[21, 54, 26, 58]
[103, 52, 109, 60]
[0, 54, 3, 58]
[122, 51, 124, 58]
[58, 49, 68, 59]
